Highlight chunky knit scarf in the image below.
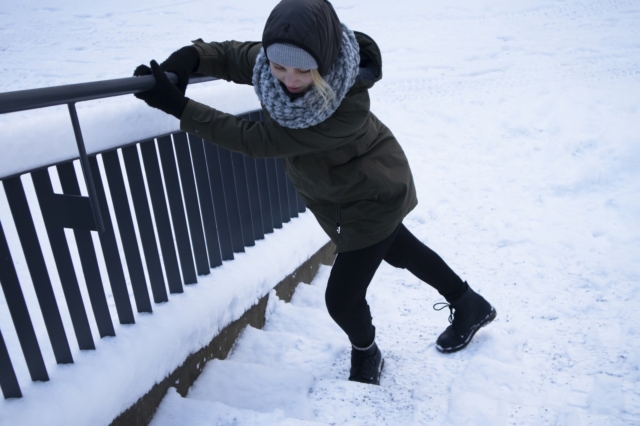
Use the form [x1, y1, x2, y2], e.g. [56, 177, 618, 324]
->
[252, 24, 360, 129]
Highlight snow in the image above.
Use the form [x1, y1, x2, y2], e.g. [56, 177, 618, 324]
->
[2, 0, 640, 425]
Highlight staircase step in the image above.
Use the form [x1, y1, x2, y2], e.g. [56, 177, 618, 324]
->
[186, 359, 316, 420]
[265, 296, 344, 342]
[287, 264, 331, 309]
[308, 264, 332, 290]
[152, 388, 329, 426]
[231, 327, 349, 379]
[289, 282, 327, 311]
[309, 378, 419, 425]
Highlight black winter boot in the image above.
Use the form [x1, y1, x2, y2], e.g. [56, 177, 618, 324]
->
[348, 342, 384, 385]
[434, 286, 496, 353]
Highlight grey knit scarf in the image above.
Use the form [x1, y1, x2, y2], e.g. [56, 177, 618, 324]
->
[252, 24, 360, 129]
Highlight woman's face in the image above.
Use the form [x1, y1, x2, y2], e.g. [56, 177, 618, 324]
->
[270, 61, 314, 94]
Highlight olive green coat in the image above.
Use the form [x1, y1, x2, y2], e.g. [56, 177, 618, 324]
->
[180, 32, 417, 253]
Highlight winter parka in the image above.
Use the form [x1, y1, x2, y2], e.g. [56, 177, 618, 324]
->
[180, 32, 417, 253]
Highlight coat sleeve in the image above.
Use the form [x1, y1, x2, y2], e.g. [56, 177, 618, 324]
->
[180, 97, 372, 159]
[191, 40, 262, 85]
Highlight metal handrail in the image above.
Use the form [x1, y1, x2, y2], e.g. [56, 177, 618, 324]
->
[0, 74, 216, 114]
[0, 72, 217, 234]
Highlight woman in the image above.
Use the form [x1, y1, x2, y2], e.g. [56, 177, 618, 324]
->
[134, 0, 496, 386]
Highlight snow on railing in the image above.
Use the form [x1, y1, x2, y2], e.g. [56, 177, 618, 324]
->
[0, 75, 305, 399]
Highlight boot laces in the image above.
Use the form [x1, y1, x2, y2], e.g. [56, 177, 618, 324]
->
[433, 302, 455, 324]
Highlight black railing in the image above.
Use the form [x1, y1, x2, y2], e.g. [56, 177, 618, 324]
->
[0, 75, 306, 399]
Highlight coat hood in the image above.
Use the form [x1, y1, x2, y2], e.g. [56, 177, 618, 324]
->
[262, 0, 342, 76]
[354, 31, 382, 90]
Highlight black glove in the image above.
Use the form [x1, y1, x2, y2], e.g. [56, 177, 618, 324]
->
[159, 46, 200, 94]
[133, 60, 189, 119]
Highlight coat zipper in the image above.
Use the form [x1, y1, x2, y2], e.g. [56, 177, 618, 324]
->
[335, 203, 341, 234]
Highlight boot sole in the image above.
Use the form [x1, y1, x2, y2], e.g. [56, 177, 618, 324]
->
[436, 307, 497, 354]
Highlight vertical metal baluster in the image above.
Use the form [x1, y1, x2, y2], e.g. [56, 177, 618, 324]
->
[286, 173, 299, 219]
[102, 150, 152, 313]
[3, 177, 75, 361]
[230, 152, 255, 247]
[89, 156, 136, 324]
[265, 159, 283, 230]
[121, 145, 168, 304]
[204, 144, 234, 261]
[139, 141, 183, 294]
[276, 160, 291, 223]
[0, 221, 49, 382]
[296, 191, 307, 213]
[217, 147, 245, 253]
[0, 329, 22, 399]
[243, 156, 264, 241]
[254, 159, 274, 234]
[187, 135, 223, 268]
[31, 169, 95, 350]
[157, 136, 197, 284]
[172, 133, 209, 276]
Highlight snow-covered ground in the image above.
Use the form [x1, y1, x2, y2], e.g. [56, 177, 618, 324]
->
[1, 0, 639, 425]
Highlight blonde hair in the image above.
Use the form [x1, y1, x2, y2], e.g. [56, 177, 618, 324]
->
[311, 69, 335, 112]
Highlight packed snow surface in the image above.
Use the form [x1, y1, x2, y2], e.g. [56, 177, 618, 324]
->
[1, 0, 640, 425]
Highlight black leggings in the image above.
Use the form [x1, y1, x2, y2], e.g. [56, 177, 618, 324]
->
[325, 223, 466, 348]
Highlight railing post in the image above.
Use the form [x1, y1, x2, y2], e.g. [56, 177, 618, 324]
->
[67, 103, 105, 233]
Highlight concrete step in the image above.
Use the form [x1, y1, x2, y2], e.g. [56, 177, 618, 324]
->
[288, 266, 330, 311]
[231, 326, 349, 380]
[151, 388, 330, 426]
[264, 290, 344, 342]
[309, 378, 420, 425]
[185, 359, 316, 420]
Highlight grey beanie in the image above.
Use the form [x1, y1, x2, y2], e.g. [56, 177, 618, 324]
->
[266, 43, 318, 70]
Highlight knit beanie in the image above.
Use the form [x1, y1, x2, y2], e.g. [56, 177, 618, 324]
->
[266, 43, 318, 70]
[261, 0, 342, 76]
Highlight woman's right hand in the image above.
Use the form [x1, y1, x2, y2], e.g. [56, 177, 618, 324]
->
[137, 46, 200, 94]
[132, 60, 189, 119]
